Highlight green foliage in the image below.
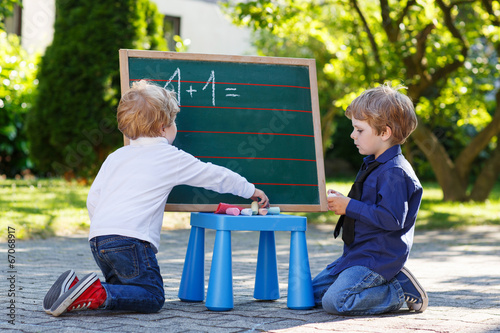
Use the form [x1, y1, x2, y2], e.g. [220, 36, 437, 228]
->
[225, 0, 500, 195]
[0, 32, 38, 177]
[26, 0, 167, 178]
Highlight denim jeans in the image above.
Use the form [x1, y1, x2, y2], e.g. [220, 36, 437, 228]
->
[89, 235, 165, 313]
[312, 259, 405, 315]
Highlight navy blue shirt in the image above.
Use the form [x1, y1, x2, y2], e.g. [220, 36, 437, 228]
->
[328, 145, 423, 281]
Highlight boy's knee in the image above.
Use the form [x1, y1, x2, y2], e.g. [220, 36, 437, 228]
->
[152, 294, 166, 312]
[321, 295, 343, 315]
[143, 294, 165, 313]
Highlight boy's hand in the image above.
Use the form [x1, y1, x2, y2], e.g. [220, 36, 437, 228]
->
[251, 188, 269, 207]
[327, 189, 350, 215]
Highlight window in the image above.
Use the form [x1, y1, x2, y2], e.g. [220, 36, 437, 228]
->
[4, 4, 22, 36]
[164, 15, 181, 51]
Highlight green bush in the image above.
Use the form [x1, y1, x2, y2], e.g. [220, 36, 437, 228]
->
[0, 32, 38, 178]
[26, 0, 167, 178]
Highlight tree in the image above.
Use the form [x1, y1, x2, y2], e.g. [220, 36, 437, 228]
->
[26, 0, 167, 178]
[225, 0, 500, 201]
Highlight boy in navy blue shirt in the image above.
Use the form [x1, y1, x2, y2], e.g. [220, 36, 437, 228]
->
[313, 83, 428, 315]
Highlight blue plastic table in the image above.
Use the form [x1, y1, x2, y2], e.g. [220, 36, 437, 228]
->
[178, 212, 315, 311]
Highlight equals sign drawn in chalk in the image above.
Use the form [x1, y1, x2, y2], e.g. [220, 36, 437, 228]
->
[225, 88, 240, 97]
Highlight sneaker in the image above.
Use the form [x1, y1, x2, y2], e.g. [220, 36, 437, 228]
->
[50, 272, 107, 317]
[43, 270, 79, 314]
[395, 267, 428, 312]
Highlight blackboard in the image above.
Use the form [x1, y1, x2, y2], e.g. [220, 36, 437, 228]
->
[119, 49, 327, 212]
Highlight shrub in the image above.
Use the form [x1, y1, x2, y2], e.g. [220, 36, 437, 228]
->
[0, 31, 38, 178]
[26, 0, 166, 178]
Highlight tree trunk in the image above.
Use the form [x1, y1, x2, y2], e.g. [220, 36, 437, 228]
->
[470, 142, 500, 201]
[411, 121, 469, 201]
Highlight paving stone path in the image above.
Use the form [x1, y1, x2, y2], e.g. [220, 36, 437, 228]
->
[2, 224, 500, 332]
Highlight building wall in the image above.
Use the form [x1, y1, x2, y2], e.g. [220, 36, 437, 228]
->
[20, 0, 55, 54]
[17, 0, 254, 56]
[154, 0, 255, 55]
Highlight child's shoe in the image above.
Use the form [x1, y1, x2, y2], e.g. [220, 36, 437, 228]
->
[50, 272, 107, 317]
[43, 270, 79, 313]
[395, 267, 428, 312]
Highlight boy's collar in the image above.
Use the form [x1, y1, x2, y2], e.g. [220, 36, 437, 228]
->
[365, 145, 401, 164]
[129, 136, 169, 146]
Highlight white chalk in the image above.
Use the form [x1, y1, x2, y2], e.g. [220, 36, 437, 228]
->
[251, 201, 259, 215]
[241, 208, 253, 216]
[267, 207, 280, 215]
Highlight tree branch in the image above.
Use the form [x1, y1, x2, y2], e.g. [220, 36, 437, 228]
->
[395, 0, 417, 29]
[351, 0, 381, 64]
[412, 23, 435, 70]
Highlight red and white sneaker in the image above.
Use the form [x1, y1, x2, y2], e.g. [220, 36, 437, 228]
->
[43, 270, 79, 314]
[50, 272, 107, 317]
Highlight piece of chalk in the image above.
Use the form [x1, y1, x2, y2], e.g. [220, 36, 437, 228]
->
[214, 202, 244, 214]
[258, 208, 268, 216]
[251, 201, 259, 215]
[241, 208, 253, 216]
[267, 207, 280, 215]
[328, 192, 338, 198]
[226, 207, 240, 216]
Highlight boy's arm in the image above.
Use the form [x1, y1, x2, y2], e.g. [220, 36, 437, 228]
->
[174, 150, 263, 202]
[345, 168, 422, 231]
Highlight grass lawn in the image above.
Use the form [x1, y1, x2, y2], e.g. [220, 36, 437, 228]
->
[1, 178, 499, 240]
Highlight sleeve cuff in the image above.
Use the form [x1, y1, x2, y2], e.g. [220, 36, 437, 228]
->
[346, 198, 363, 221]
[244, 183, 256, 199]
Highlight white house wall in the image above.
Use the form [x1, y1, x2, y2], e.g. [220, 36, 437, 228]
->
[21, 0, 55, 54]
[18, 0, 254, 56]
[153, 0, 255, 55]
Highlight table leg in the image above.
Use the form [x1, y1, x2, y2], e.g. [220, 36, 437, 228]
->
[254, 231, 280, 300]
[206, 230, 233, 311]
[178, 226, 205, 302]
[287, 230, 314, 309]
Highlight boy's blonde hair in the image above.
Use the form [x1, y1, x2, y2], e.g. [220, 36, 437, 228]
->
[345, 83, 417, 145]
[117, 80, 180, 140]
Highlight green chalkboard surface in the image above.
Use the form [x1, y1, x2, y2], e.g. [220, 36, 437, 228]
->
[119, 49, 327, 212]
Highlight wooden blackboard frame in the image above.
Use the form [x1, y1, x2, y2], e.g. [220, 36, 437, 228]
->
[119, 49, 327, 212]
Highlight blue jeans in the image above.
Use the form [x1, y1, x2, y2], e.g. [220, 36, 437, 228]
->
[312, 260, 405, 315]
[90, 235, 165, 313]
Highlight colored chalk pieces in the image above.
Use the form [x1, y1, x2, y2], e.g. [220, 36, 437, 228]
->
[241, 208, 253, 216]
[226, 207, 240, 216]
[215, 202, 281, 217]
[251, 201, 259, 215]
[267, 207, 280, 215]
[215, 203, 244, 214]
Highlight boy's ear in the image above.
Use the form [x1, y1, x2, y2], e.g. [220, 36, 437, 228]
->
[381, 125, 392, 141]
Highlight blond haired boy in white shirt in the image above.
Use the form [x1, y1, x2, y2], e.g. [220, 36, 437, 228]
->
[44, 80, 268, 316]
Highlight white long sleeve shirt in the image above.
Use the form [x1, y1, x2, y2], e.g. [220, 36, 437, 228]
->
[87, 137, 255, 252]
